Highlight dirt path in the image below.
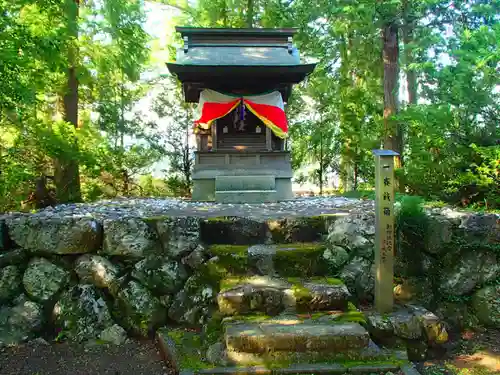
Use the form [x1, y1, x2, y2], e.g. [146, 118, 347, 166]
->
[420, 329, 500, 375]
[0, 340, 168, 375]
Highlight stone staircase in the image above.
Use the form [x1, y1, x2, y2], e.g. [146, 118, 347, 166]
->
[215, 275, 394, 369]
[157, 221, 412, 375]
[215, 175, 277, 204]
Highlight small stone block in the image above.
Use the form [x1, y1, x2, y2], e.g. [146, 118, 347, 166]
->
[401, 364, 422, 375]
[225, 322, 370, 353]
[0, 220, 12, 251]
[156, 328, 179, 373]
[197, 367, 271, 375]
[348, 364, 400, 374]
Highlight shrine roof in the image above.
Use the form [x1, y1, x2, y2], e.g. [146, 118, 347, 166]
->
[175, 45, 302, 66]
[167, 27, 316, 102]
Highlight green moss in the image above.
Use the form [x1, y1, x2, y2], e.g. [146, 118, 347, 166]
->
[286, 277, 343, 286]
[223, 313, 272, 325]
[167, 328, 214, 370]
[209, 244, 248, 257]
[330, 310, 367, 325]
[197, 247, 249, 286]
[219, 276, 244, 291]
[142, 216, 170, 223]
[206, 216, 233, 223]
[274, 243, 327, 277]
[347, 301, 357, 311]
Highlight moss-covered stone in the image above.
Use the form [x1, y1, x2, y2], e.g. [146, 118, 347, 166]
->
[201, 217, 268, 245]
[268, 216, 330, 243]
[131, 256, 188, 295]
[163, 328, 214, 370]
[155, 217, 201, 259]
[23, 257, 69, 303]
[471, 285, 500, 328]
[6, 217, 102, 254]
[114, 280, 165, 337]
[168, 273, 217, 326]
[53, 284, 114, 342]
[274, 243, 327, 277]
[102, 218, 162, 259]
[0, 265, 22, 304]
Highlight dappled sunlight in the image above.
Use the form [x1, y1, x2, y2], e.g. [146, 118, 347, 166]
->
[454, 351, 500, 372]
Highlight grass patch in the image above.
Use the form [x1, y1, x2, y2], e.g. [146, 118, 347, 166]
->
[205, 216, 234, 223]
[166, 328, 214, 371]
[275, 243, 327, 277]
[209, 244, 248, 257]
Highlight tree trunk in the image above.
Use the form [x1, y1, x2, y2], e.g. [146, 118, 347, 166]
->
[382, 21, 404, 192]
[339, 35, 354, 192]
[319, 134, 324, 195]
[403, 0, 417, 105]
[55, 0, 81, 203]
[382, 22, 401, 153]
[247, 0, 254, 28]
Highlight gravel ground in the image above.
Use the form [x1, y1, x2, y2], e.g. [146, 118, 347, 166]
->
[1, 196, 370, 221]
[0, 340, 169, 375]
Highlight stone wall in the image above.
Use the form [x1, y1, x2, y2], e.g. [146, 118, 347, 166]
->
[324, 207, 500, 330]
[0, 215, 217, 346]
[0, 201, 498, 348]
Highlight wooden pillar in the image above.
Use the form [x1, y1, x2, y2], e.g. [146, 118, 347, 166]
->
[266, 126, 272, 151]
[211, 121, 217, 151]
[373, 149, 399, 313]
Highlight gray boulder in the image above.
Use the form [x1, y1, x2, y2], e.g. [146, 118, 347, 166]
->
[6, 216, 101, 254]
[0, 299, 44, 346]
[23, 258, 69, 302]
[472, 286, 500, 328]
[389, 310, 422, 339]
[0, 219, 12, 251]
[327, 213, 375, 246]
[247, 245, 275, 275]
[169, 274, 215, 326]
[439, 251, 500, 296]
[339, 257, 374, 301]
[53, 284, 114, 342]
[366, 312, 394, 340]
[75, 254, 119, 289]
[425, 216, 453, 254]
[0, 249, 27, 268]
[206, 342, 229, 366]
[460, 213, 499, 241]
[407, 304, 448, 344]
[322, 245, 349, 271]
[0, 265, 22, 303]
[132, 256, 188, 295]
[115, 280, 165, 337]
[156, 217, 200, 259]
[99, 324, 128, 345]
[182, 245, 208, 270]
[102, 218, 161, 259]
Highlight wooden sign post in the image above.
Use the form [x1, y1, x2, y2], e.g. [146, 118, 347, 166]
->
[373, 149, 399, 313]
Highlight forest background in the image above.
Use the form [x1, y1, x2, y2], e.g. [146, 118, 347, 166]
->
[0, 0, 498, 211]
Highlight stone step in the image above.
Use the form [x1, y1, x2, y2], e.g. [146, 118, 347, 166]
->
[217, 276, 351, 316]
[208, 243, 330, 277]
[192, 362, 403, 375]
[215, 190, 278, 204]
[225, 321, 370, 353]
[215, 176, 276, 192]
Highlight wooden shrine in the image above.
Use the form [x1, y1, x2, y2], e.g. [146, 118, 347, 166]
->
[167, 27, 315, 203]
